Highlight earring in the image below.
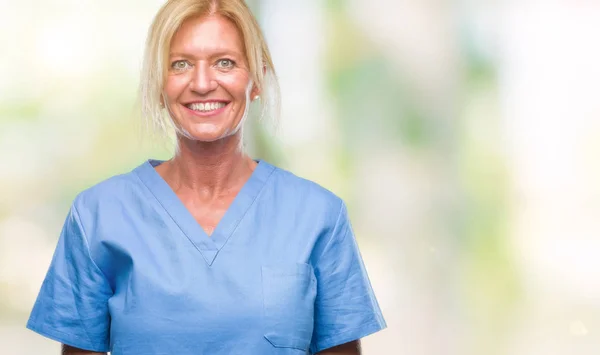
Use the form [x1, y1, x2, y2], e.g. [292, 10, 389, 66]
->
[253, 95, 260, 101]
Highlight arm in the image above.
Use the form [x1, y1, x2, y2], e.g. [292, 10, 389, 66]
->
[317, 340, 361, 354]
[26, 203, 111, 352]
[62, 344, 106, 355]
[309, 201, 385, 353]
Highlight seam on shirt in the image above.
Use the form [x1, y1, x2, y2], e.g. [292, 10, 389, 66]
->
[70, 202, 110, 346]
[312, 198, 345, 262]
[311, 198, 347, 328]
[27, 320, 109, 352]
[222, 165, 277, 245]
[352, 239, 387, 328]
[311, 201, 386, 341]
[72, 202, 111, 284]
[133, 163, 277, 266]
[132, 168, 212, 264]
[311, 319, 386, 354]
[342, 217, 387, 329]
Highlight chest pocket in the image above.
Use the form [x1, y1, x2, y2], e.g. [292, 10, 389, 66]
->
[262, 263, 316, 351]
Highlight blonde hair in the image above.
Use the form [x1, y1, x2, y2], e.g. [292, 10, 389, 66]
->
[138, 0, 280, 143]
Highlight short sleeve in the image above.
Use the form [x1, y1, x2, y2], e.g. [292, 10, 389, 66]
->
[309, 201, 386, 353]
[26, 203, 113, 352]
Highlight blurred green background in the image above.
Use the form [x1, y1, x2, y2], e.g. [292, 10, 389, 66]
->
[2, 1, 600, 354]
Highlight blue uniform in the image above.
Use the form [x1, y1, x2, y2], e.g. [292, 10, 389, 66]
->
[27, 160, 386, 354]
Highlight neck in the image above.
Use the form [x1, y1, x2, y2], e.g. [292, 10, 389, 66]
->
[161, 133, 255, 199]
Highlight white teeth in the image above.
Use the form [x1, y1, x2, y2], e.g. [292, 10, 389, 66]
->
[187, 102, 226, 112]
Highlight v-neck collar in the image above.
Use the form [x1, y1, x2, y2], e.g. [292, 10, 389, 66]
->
[134, 159, 275, 266]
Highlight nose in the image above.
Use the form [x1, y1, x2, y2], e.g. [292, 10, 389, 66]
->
[189, 63, 218, 94]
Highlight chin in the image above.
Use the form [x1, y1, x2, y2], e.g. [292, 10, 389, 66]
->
[180, 125, 239, 143]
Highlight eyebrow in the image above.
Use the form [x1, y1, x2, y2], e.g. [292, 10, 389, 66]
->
[169, 50, 244, 59]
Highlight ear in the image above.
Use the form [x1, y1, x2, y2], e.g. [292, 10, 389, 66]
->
[251, 64, 268, 101]
[251, 85, 260, 101]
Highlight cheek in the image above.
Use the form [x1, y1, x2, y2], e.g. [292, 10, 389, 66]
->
[164, 76, 189, 101]
[217, 71, 251, 99]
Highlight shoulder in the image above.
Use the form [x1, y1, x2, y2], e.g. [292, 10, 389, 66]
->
[268, 163, 345, 222]
[66, 162, 152, 246]
[70, 164, 146, 223]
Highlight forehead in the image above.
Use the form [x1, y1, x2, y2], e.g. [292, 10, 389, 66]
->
[170, 14, 244, 56]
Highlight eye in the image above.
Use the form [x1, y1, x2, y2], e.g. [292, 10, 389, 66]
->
[171, 60, 191, 71]
[216, 59, 235, 69]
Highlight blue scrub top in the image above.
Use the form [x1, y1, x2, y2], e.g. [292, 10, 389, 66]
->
[27, 160, 386, 354]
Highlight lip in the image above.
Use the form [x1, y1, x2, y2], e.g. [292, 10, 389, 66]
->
[183, 99, 230, 105]
[182, 101, 230, 117]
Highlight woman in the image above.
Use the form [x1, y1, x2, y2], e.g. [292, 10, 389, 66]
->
[26, 0, 386, 354]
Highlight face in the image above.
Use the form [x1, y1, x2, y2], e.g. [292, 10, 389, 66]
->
[163, 15, 257, 142]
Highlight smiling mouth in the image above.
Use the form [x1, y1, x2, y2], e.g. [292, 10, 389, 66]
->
[185, 101, 228, 113]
